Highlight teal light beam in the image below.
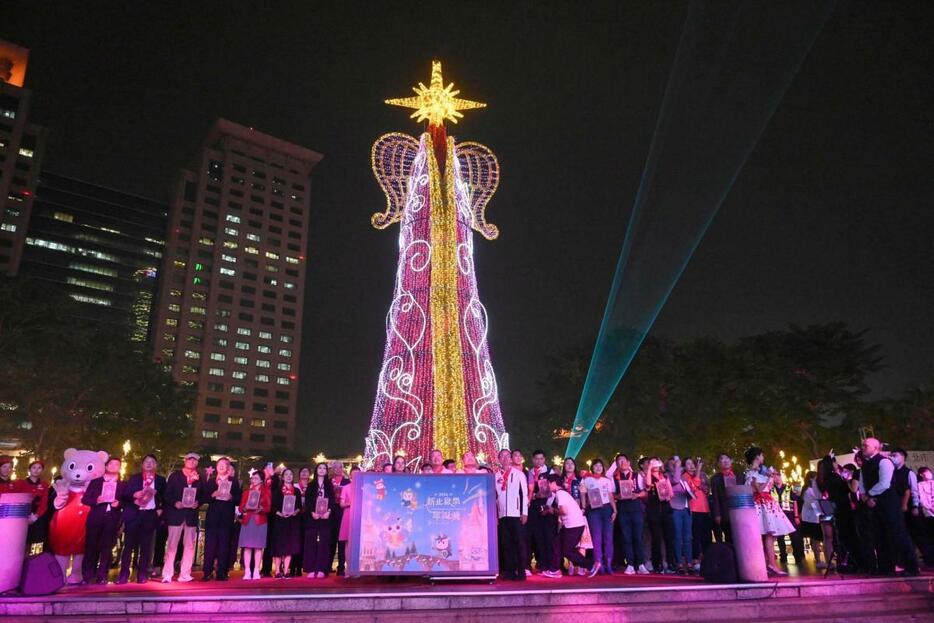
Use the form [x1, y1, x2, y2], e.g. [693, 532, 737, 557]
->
[567, 1, 836, 458]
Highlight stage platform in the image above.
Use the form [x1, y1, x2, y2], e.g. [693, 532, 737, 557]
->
[2, 572, 932, 622]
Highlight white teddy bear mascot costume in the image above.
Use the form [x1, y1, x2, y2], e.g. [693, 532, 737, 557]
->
[48, 448, 108, 584]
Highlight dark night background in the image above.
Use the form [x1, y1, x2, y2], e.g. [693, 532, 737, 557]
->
[4, 2, 932, 456]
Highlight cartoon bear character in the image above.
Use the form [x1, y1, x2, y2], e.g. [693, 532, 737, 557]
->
[49, 448, 108, 584]
[379, 515, 410, 558]
[432, 533, 452, 559]
[401, 488, 418, 509]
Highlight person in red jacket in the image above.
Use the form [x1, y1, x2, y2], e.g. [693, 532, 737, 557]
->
[24, 460, 50, 552]
[238, 470, 272, 580]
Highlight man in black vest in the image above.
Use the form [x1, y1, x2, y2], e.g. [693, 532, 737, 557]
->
[118, 454, 166, 584]
[858, 438, 919, 576]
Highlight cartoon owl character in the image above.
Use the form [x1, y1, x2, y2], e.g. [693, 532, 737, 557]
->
[401, 488, 418, 509]
[379, 515, 410, 557]
[432, 533, 452, 559]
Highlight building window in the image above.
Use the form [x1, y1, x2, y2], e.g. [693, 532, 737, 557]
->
[214, 322, 228, 332]
[237, 327, 252, 336]
[232, 370, 246, 380]
[246, 233, 260, 242]
[280, 335, 293, 343]
[202, 430, 219, 439]
[258, 331, 272, 340]
[166, 318, 178, 326]
[256, 360, 270, 368]
[210, 352, 225, 361]
[279, 349, 292, 357]
[222, 254, 236, 263]
[231, 386, 245, 395]
[208, 368, 224, 376]
[190, 306, 207, 315]
[234, 356, 248, 365]
[257, 345, 271, 354]
[255, 374, 269, 383]
[251, 419, 266, 428]
[277, 363, 291, 371]
[184, 350, 200, 360]
[235, 341, 250, 350]
[220, 267, 236, 276]
[276, 377, 290, 385]
[225, 227, 238, 237]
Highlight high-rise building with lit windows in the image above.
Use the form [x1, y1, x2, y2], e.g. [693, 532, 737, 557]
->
[152, 119, 322, 455]
[22, 172, 167, 339]
[0, 40, 47, 275]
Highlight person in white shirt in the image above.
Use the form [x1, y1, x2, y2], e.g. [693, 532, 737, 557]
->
[547, 474, 599, 578]
[580, 458, 615, 575]
[495, 448, 528, 580]
[917, 467, 934, 566]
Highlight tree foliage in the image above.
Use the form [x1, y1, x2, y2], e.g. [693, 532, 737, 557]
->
[514, 323, 905, 465]
[0, 276, 193, 468]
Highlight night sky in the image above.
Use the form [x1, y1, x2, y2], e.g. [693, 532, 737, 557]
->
[5, 2, 932, 456]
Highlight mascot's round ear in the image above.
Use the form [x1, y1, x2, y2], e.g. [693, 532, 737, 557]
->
[98, 451, 110, 463]
[64, 448, 78, 460]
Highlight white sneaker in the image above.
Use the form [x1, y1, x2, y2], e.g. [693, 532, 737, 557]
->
[177, 575, 193, 583]
[243, 570, 252, 580]
[541, 570, 561, 578]
[624, 565, 636, 575]
[161, 577, 172, 583]
[643, 561, 654, 572]
[525, 568, 533, 577]
[567, 563, 575, 576]
[637, 564, 650, 575]
[588, 563, 602, 578]
[306, 572, 315, 579]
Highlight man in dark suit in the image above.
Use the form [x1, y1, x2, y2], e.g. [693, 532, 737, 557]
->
[200, 457, 241, 581]
[710, 453, 738, 544]
[117, 453, 166, 584]
[81, 456, 126, 584]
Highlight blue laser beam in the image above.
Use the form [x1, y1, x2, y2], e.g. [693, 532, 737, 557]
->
[566, 0, 836, 458]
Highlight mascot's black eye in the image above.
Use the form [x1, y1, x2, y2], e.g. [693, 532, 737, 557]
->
[87, 464, 94, 471]
[68, 462, 76, 470]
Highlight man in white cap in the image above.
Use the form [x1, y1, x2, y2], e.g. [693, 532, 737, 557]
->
[161, 453, 202, 582]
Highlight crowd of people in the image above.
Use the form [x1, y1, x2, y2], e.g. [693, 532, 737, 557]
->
[0, 436, 930, 587]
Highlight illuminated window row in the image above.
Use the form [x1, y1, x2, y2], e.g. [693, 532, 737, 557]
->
[66, 277, 114, 292]
[70, 293, 112, 306]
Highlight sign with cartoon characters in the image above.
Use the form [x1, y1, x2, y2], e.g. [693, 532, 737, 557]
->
[347, 473, 498, 577]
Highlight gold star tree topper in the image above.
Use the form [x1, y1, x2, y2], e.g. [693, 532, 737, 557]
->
[385, 61, 486, 127]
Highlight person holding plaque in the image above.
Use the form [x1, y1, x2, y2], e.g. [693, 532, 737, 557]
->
[611, 454, 648, 575]
[161, 452, 202, 583]
[24, 460, 50, 553]
[302, 462, 334, 578]
[81, 456, 125, 584]
[271, 468, 302, 578]
[290, 467, 312, 577]
[201, 457, 241, 582]
[645, 458, 675, 574]
[118, 454, 165, 584]
[328, 461, 351, 576]
[581, 458, 615, 575]
[238, 470, 271, 580]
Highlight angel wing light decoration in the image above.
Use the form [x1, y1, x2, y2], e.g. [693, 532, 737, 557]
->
[363, 61, 508, 470]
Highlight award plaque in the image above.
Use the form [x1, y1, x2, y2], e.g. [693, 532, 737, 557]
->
[655, 478, 673, 502]
[245, 489, 260, 511]
[138, 485, 155, 507]
[182, 486, 198, 508]
[617, 479, 635, 500]
[315, 495, 329, 516]
[587, 484, 609, 508]
[99, 480, 117, 504]
[216, 479, 232, 501]
[282, 494, 296, 516]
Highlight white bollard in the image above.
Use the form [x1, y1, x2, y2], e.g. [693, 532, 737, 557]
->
[0, 492, 32, 593]
[726, 485, 768, 582]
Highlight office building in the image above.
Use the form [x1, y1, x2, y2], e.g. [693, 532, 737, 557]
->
[0, 40, 47, 275]
[22, 172, 168, 340]
[151, 119, 322, 454]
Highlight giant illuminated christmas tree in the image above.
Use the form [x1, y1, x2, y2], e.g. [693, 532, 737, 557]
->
[363, 62, 509, 470]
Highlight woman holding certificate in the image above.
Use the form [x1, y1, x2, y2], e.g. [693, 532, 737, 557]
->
[238, 470, 272, 580]
[271, 468, 302, 578]
[580, 458, 615, 575]
[201, 457, 241, 582]
[303, 462, 335, 578]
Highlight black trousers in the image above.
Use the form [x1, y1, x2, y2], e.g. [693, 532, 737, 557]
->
[498, 517, 526, 580]
[202, 520, 234, 577]
[84, 508, 122, 582]
[871, 498, 918, 574]
[527, 514, 556, 571]
[646, 504, 673, 568]
[558, 525, 590, 569]
[777, 511, 804, 562]
[328, 508, 345, 573]
[303, 519, 332, 574]
[119, 510, 158, 581]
